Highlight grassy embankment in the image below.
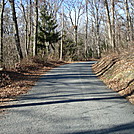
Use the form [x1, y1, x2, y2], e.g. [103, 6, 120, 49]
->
[92, 47, 134, 104]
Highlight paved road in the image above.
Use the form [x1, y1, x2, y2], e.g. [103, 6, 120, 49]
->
[0, 61, 134, 134]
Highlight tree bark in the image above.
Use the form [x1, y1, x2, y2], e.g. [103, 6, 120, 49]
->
[0, 0, 5, 67]
[33, 0, 38, 56]
[60, 7, 64, 61]
[73, 9, 78, 55]
[20, 0, 28, 57]
[104, 0, 114, 49]
[28, 0, 32, 54]
[111, 0, 116, 48]
[85, 0, 88, 57]
[95, 0, 101, 58]
[9, 0, 23, 60]
[124, 0, 133, 41]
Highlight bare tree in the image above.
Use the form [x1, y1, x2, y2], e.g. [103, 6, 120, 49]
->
[85, 0, 88, 56]
[0, 0, 5, 67]
[111, 0, 115, 49]
[33, 0, 38, 56]
[88, 0, 102, 58]
[9, 0, 23, 60]
[94, 0, 101, 57]
[104, 0, 114, 49]
[28, 0, 33, 55]
[19, 0, 28, 57]
[60, 6, 64, 61]
[50, 0, 64, 18]
[65, 0, 85, 55]
[124, 0, 133, 41]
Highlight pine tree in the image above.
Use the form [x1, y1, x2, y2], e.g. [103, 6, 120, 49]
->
[38, 5, 60, 53]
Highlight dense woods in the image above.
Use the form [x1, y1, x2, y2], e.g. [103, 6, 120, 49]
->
[0, 0, 133, 68]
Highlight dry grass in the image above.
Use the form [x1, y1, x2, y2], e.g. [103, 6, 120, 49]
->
[92, 47, 134, 104]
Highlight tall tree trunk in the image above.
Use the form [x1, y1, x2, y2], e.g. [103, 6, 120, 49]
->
[85, 0, 88, 57]
[111, 0, 116, 48]
[0, 0, 5, 67]
[28, 0, 32, 55]
[33, 0, 38, 56]
[9, 0, 23, 60]
[95, 0, 101, 58]
[60, 7, 64, 61]
[96, 15, 100, 58]
[74, 11, 78, 56]
[20, 0, 28, 57]
[124, 0, 133, 42]
[104, 0, 114, 49]
[74, 26, 78, 55]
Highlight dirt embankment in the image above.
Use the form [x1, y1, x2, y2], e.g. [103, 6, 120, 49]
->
[92, 48, 134, 104]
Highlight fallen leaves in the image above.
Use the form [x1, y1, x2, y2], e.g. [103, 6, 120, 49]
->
[0, 59, 66, 109]
[92, 47, 134, 104]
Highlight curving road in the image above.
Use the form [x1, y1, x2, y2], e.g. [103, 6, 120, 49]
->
[0, 61, 134, 134]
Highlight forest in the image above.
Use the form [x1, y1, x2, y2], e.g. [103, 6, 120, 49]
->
[0, 0, 133, 68]
[0, 0, 134, 104]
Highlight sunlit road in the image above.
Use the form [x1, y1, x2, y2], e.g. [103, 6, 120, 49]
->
[0, 61, 134, 134]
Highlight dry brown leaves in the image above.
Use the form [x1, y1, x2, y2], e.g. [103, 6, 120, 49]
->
[0, 60, 66, 109]
[92, 48, 134, 104]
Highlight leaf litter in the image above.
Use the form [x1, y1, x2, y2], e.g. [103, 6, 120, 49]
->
[92, 47, 134, 104]
[0, 58, 66, 113]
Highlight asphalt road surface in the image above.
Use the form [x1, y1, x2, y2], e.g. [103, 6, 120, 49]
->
[0, 61, 134, 134]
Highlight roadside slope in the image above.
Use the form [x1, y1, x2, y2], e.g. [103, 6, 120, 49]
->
[92, 48, 134, 104]
[0, 58, 66, 112]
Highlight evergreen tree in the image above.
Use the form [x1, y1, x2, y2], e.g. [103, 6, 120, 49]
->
[38, 5, 60, 53]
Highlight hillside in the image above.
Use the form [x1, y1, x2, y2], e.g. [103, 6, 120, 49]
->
[92, 48, 134, 104]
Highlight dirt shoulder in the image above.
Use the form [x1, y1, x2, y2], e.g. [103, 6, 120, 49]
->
[92, 48, 134, 104]
[0, 59, 67, 112]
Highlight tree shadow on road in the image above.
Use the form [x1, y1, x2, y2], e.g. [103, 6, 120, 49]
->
[0, 95, 125, 109]
[65, 121, 134, 134]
